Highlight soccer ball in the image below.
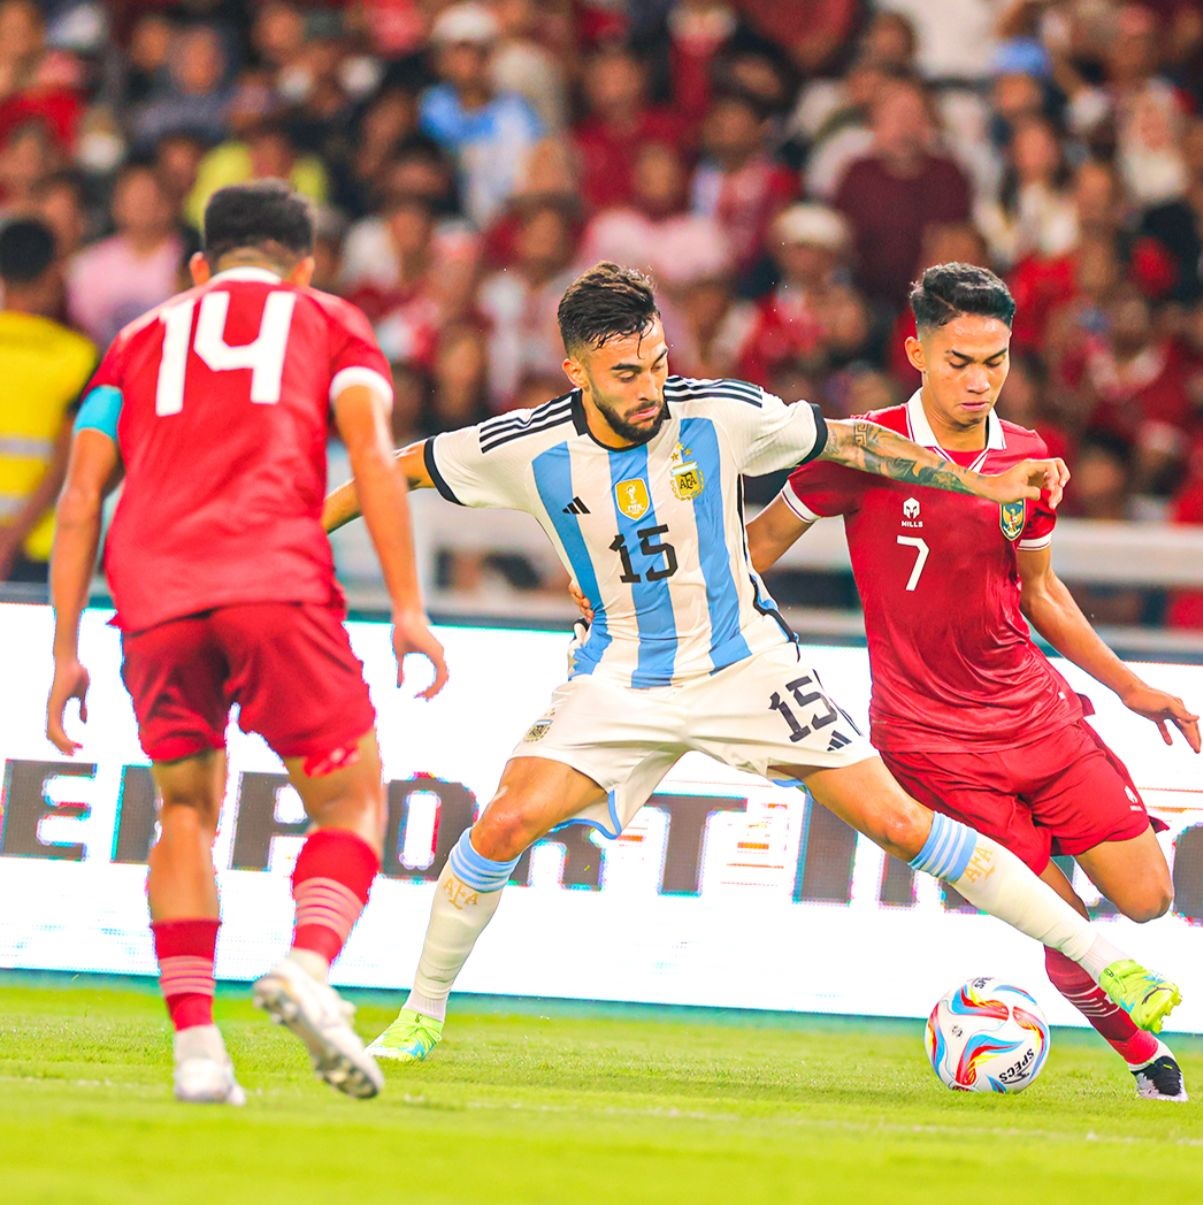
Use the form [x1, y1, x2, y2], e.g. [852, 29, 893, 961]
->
[925, 977, 1051, 1094]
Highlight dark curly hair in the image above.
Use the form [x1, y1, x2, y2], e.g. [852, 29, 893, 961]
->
[557, 262, 661, 354]
[909, 262, 1016, 331]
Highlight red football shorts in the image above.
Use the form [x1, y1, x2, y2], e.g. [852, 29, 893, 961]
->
[883, 719, 1160, 874]
[120, 602, 376, 765]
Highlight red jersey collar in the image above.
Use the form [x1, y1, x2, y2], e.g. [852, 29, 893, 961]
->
[904, 390, 1005, 469]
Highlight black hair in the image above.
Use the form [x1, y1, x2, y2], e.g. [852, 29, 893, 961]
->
[0, 218, 56, 284]
[557, 262, 660, 353]
[202, 179, 314, 267]
[909, 262, 1016, 331]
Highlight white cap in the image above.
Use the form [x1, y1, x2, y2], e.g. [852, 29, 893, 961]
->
[431, 3, 500, 45]
[772, 203, 851, 254]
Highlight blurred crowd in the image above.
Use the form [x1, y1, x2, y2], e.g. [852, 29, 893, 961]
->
[2, 0, 1203, 622]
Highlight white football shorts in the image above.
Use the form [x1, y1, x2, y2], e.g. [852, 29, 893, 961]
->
[509, 641, 875, 837]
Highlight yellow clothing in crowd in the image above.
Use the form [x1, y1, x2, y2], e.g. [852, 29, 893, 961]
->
[0, 311, 96, 561]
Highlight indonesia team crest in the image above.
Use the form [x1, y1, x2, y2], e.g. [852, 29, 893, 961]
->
[670, 442, 704, 501]
[999, 499, 1026, 541]
[615, 478, 650, 520]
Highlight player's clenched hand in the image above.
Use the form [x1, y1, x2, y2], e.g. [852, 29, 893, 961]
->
[568, 578, 595, 623]
[981, 458, 1070, 509]
[46, 657, 90, 754]
[1120, 684, 1202, 753]
[392, 611, 449, 700]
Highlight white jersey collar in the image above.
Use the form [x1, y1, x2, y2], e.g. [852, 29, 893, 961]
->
[904, 390, 1005, 456]
[209, 266, 283, 284]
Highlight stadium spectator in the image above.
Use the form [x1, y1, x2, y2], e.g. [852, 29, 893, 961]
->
[490, 0, 569, 132]
[578, 140, 729, 293]
[0, 219, 95, 584]
[834, 77, 971, 309]
[0, 120, 63, 214]
[418, 2, 545, 228]
[1061, 433, 1152, 626]
[185, 119, 329, 229]
[0, 0, 85, 153]
[737, 202, 869, 385]
[67, 160, 183, 345]
[572, 42, 687, 214]
[130, 23, 233, 151]
[690, 89, 797, 288]
[31, 169, 90, 258]
[977, 115, 1078, 269]
[478, 198, 577, 410]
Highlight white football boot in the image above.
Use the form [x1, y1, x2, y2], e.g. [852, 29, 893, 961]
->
[253, 958, 383, 1099]
[173, 1025, 246, 1106]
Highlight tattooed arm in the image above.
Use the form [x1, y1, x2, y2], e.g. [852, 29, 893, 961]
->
[820, 418, 1070, 507]
[323, 439, 432, 533]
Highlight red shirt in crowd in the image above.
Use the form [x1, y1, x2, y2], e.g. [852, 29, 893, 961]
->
[573, 108, 690, 213]
[834, 153, 971, 306]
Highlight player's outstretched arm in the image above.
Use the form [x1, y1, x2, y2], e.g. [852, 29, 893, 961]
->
[1018, 545, 1201, 752]
[746, 496, 813, 574]
[821, 419, 1070, 508]
[322, 440, 433, 534]
[47, 429, 118, 754]
[332, 389, 447, 698]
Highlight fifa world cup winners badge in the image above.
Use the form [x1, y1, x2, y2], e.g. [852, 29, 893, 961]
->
[999, 499, 1026, 541]
[669, 442, 704, 502]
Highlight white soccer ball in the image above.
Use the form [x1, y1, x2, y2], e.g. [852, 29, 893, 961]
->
[925, 976, 1051, 1094]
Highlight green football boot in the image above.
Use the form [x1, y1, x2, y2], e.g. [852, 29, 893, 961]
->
[1100, 960, 1182, 1033]
[365, 1008, 444, 1063]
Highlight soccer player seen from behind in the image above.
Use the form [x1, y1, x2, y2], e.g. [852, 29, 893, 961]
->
[324, 261, 1179, 1064]
[748, 262, 1197, 1100]
[46, 180, 448, 1104]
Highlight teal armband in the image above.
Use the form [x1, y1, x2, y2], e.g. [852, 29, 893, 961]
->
[74, 385, 123, 440]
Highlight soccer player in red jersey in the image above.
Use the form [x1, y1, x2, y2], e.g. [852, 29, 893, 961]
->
[44, 180, 448, 1104]
[750, 262, 1199, 1100]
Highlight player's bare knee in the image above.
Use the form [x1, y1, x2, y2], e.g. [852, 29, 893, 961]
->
[874, 802, 931, 861]
[472, 807, 534, 863]
[1124, 884, 1173, 923]
[158, 797, 220, 839]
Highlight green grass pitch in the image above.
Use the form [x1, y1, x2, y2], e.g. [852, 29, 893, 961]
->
[1, 977, 1201, 1204]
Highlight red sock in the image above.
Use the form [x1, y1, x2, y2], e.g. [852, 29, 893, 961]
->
[1045, 946, 1159, 1066]
[290, 829, 379, 965]
[151, 918, 220, 1032]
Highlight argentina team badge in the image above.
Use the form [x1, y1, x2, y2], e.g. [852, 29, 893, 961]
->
[999, 499, 1026, 541]
[615, 478, 650, 520]
[670, 442, 704, 501]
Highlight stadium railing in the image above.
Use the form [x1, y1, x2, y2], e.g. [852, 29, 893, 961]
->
[323, 492, 1203, 656]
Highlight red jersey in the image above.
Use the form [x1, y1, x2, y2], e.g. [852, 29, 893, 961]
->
[783, 394, 1082, 753]
[90, 266, 390, 632]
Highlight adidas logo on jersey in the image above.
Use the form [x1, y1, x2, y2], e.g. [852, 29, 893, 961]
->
[562, 497, 590, 515]
[827, 731, 853, 752]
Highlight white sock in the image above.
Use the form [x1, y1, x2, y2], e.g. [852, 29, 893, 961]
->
[404, 855, 506, 1021]
[286, 947, 330, 982]
[912, 816, 1129, 984]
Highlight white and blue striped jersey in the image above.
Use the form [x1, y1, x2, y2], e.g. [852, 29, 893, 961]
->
[425, 375, 828, 687]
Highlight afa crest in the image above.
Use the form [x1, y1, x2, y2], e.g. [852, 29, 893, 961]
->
[523, 715, 553, 742]
[999, 499, 1026, 541]
[615, 477, 650, 520]
[670, 443, 705, 502]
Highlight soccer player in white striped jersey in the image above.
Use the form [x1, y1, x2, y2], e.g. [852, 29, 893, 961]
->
[325, 263, 1181, 1062]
